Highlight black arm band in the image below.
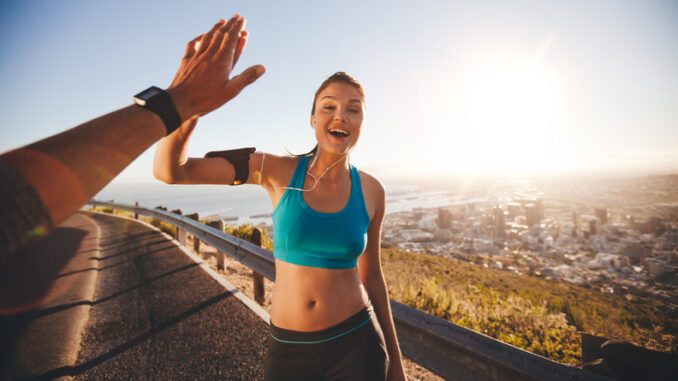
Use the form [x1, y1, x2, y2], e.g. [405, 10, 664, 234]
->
[204, 147, 256, 185]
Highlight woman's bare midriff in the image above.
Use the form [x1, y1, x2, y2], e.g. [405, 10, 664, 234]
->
[270, 259, 369, 331]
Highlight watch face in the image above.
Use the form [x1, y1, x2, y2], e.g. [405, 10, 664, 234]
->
[143, 87, 163, 98]
[134, 86, 163, 105]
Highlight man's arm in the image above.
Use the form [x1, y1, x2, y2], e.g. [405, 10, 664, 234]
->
[3, 104, 166, 228]
[0, 15, 264, 260]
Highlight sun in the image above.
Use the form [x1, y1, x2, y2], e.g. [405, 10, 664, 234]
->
[464, 60, 564, 174]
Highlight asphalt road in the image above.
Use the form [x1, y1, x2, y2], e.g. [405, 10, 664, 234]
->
[2, 212, 268, 380]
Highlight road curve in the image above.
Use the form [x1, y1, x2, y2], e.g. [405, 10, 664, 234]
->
[3, 211, 268, 380]
[74, 212, 268, 380]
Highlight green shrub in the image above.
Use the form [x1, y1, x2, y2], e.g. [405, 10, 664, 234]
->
[395, 276, 582, 364]
[148, 217, 177, 238]
[90, 206, 114, 214]
[89, 206, 133, 218]
[224, 223, 273, 251]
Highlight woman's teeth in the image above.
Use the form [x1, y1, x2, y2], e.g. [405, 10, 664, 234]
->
[329, 129, 348, 137]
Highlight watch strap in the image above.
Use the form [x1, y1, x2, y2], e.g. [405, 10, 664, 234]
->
[134, 86, 182, 135]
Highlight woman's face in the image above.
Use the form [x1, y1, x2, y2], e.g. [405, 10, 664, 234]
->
[311, 82, 365, 156]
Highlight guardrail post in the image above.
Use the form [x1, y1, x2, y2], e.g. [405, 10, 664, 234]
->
[217, 220, 226, 270]
[134, 201, 139, 219]
[207, 220, 227, 270]
[171, 209, 186, 245]
[250, 227, 265, 306]
[186, 212, 200, 254]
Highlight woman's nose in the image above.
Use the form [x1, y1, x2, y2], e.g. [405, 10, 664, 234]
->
[334, 108, 347, 121]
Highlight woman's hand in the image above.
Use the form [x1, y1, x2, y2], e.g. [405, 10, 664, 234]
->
[167, 14, 265, 122]
[388, 359, 408, 381]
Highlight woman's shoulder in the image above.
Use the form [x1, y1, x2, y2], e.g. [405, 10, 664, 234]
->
[357, 168, 385, 203]
[257, 152, 302, 187]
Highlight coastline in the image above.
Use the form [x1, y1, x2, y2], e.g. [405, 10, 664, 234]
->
[94, 181, 480, 226]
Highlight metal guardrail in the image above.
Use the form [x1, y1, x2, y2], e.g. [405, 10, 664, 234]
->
[88, 201, 612, 381]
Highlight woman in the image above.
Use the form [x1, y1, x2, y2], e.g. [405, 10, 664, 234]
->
[154, 16, 406, 381]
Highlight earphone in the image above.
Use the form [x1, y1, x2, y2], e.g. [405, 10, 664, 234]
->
[258, 151, 349, 192]
[258, 117, 354, 192]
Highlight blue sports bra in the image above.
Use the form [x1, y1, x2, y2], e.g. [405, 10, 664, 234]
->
[272, 155, 371, 269]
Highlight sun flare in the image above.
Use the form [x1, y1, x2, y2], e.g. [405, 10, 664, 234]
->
[464, 61, 564, 174]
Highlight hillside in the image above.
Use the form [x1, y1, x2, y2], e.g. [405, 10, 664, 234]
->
[381, 248, 677, 365]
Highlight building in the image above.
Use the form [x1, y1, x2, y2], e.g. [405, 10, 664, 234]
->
[418, 214, 438, 232]
[433, 229, 452, 241]
[595, 208, 608, 224]
[400, 229, 434, 242]
[572, 211, 579, 234]
[645, 258, 672, 279]
[621, 243, 652, 264]
[589, 218, 599, 236]
[465, 202, 476, 215]
[473, 238, 496, 253]
[493, 206, 506, 241]
[507, 203, 522, 218]
[535, 199, 544, 220]
[437, 208, 453, 229]
[526, 204, 540, 227]
[592, 252, 626, 268]
[648, 216, 665, 235]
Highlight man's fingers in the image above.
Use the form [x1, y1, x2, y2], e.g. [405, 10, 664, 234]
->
[206, 16, 235, 56]
[225, 65, 265, 98]
[206, 15, 240, 57]
[197, 18, 227, 55]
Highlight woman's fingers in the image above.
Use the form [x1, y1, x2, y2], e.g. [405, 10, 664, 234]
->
[219, 16, 245, 64]
[233, 30, 248, 65]
[184, 35, 203, 59]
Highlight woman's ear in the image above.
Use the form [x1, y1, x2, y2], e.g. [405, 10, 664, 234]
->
[310, 115, 316, 128]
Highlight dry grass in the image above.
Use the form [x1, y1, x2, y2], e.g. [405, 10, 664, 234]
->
[382, 248, 677, 365]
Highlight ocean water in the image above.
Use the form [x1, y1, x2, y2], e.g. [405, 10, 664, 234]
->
[93, 182, 481, 225]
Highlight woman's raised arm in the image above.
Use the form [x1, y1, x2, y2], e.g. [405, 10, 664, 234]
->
[153, 15, 265, 185]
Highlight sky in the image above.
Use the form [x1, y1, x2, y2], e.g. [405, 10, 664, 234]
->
[1, 0, 677, 186]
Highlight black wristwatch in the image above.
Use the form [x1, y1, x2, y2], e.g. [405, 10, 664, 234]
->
[134, 86, 182, 135]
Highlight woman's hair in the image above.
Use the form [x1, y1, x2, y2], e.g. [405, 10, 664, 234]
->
[296, 72, 365, 157]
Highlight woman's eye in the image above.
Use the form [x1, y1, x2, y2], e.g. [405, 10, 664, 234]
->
[323, 105, 335, 110]
[349, 109, 360, 113]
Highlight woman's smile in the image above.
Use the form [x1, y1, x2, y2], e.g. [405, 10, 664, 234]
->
[312, 82, 364, 154]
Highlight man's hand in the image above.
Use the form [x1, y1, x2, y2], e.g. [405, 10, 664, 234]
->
[167, 15, 265, 122]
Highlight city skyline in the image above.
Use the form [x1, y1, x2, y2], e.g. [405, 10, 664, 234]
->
[1, 0, 677, 184]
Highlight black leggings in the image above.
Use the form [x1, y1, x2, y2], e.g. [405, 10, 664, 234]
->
[264, 305, 389, 381]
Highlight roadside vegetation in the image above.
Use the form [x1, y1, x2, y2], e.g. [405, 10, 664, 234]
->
[382, 248, 677, 365]
[88, 206, 177, 237]
[223, 223, 273, 251]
